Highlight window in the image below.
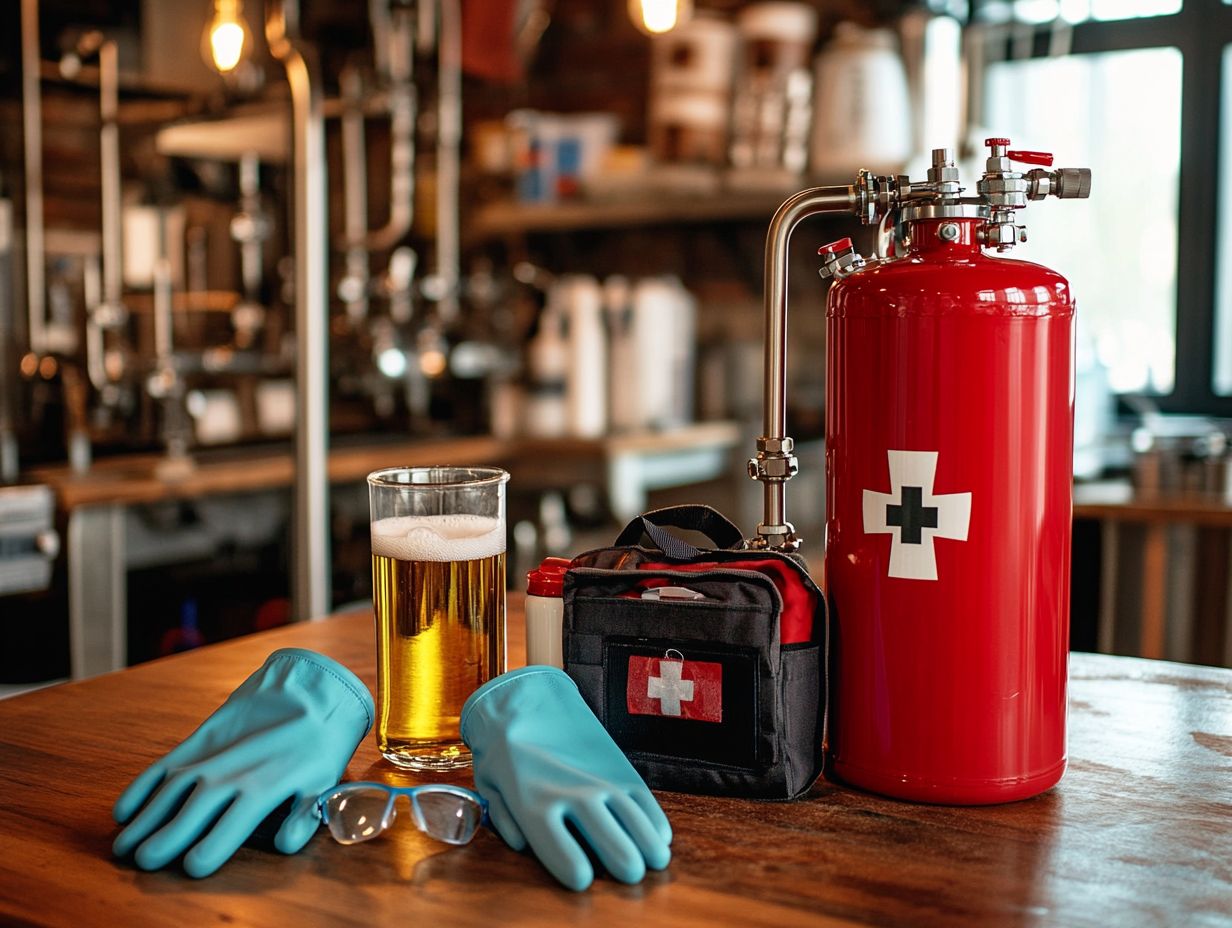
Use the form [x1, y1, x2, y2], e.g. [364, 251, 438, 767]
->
[1215, 43, 1232, 395]
[974, 2, 1232, 415]
[987, 48, 1182, 393]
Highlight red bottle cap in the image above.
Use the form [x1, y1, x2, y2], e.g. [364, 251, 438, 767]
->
[527, 557, 571, 597]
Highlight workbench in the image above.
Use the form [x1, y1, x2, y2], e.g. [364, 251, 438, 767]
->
[24, 424, 742, 680]
[1, 595, 1228, 926]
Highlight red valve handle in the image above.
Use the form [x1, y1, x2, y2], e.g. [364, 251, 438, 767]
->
[1007, 149, 1054, 166]
[818, 237, 853, 256]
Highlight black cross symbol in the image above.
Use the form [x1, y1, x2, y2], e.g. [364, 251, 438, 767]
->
[886, 486, 938, 545]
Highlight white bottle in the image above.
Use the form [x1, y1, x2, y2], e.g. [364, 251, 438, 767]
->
[559, 275, 607, 438]
[666, 276, 697, 427]
[525, 302, 568, 437]
[630, 277, 678, 429]
[525, 557, 570, 668]
[603, 275, 638, 432]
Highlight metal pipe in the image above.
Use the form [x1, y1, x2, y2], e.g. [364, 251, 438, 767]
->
[366, 79, 416, 252]
[268, 0, 331, 621]
[83, 256, 108, 392]
[369, 0, 393, 77]
[20, 0, 46, 358]
[365, 3, 416, 253]
[152, 257, 173, 363]
[99, 40, 123, 319]
[237, 152, 264, 303]
[753, 184, 857, 549]
[338, 6, 417, 260]
[339, 67, 370, 323]
[761, 185, 856, 443]
[435, 0, 462, 324]
[0, 199, 17, 483]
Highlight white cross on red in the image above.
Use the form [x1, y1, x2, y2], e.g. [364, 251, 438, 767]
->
[863, 450, 972, 581]
[646, 660, 694, 716]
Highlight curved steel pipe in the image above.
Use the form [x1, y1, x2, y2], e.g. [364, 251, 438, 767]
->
[754, 185, 857, 549]
[339, 4, 417, 256]
[268, 0, 331, 621]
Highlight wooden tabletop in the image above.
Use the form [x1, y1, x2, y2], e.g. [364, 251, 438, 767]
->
[1, 597, 1229, 927]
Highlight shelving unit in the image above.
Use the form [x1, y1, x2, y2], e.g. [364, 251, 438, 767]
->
[469, 189, 797, 240]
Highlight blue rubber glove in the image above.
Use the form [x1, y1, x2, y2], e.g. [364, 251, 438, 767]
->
[113, 647, 373, 877]
[461, 666, 672, 891]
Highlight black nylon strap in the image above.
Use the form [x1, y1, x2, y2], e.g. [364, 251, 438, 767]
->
[613, 505, 746, 557]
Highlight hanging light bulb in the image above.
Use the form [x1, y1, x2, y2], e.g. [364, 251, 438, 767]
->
[629, 0, 693, 35]
[201, 0, 252, 74]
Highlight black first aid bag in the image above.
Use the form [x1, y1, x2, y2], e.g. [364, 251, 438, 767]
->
[562, 505, 827, 800]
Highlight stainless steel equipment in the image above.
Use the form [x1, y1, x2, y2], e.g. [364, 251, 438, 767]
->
[8, 0, 473, 639]
[0, 485, 59, 596]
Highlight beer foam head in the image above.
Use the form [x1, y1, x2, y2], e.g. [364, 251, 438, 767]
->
[371, 514, 505, 561]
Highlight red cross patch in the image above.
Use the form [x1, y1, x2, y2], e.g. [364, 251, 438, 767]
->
[626, 656, 723, 723]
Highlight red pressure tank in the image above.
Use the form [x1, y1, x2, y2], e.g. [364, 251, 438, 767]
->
[821, 142, 1085, 803]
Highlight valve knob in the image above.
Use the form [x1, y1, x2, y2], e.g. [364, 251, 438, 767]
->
[985, 137, 1011, 147]
[1007, 149, 1054, 167]
[817, 237, 862, 280]
[818, 237, 854, 257]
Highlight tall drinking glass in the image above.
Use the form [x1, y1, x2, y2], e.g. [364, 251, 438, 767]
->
[367, 466, 508, 771]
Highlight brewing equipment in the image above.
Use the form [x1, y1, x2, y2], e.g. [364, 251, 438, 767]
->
[4, 0, 472, 629]
[749, 140, 1091, 803]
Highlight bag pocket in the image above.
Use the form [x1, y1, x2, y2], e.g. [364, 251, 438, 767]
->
[779, 641, 824, 798]
[603, 637, 763, 771]
[565, 567, 791, 795]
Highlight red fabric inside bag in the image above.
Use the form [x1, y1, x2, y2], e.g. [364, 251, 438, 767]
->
[638, 560, 816, 644]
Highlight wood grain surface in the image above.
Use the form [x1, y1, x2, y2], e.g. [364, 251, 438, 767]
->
[1, 596, 1229, 927]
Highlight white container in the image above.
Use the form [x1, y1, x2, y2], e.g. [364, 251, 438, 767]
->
[604, 275, 639, 432]
[737, 1, 818, 73]
[729, 1, 817, 173]
[632, 276, 695, 429]
[899, 9, 963, 160]
[811, 23, 912, 176]
[525, 305, 569, 437]
[649, 91, 729, 165]
[525, 557, 570, 668]
[651, 13, 738, 94]
[557, 275, 607, 438]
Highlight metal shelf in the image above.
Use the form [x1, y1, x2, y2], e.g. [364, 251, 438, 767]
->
[468, 191, 798, 239]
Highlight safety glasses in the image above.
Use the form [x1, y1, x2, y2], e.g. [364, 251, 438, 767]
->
[317, 782, 488, 846]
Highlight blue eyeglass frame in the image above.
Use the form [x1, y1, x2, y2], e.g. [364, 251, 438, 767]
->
[316, 781, 489, 846]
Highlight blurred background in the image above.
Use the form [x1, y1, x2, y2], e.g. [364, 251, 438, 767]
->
[0, 0, 1228, 692]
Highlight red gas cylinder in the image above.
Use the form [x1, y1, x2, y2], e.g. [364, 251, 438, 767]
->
[749, 140, 1090, 803]
[814, 141, 1090, 804]
[824, 215, 1073, 804]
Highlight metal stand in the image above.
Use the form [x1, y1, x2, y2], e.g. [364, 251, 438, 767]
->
[268, 0, 330, 621]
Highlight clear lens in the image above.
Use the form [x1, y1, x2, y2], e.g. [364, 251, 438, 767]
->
[412, 789, 484, 845]
[323, 787, 395, 845]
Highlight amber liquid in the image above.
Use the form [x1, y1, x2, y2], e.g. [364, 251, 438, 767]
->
[372, 551, 506, 770]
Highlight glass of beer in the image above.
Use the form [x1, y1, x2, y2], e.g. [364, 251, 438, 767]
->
[367, 466, 508, 771]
